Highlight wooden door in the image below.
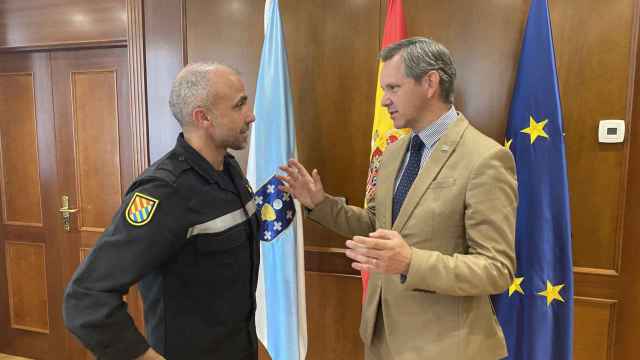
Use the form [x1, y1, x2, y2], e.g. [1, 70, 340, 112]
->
[0, 47, 143, 359]
[49, 47, 144, 359]
[0, 52, 66, 359]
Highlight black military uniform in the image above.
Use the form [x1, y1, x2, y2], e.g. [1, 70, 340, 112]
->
[63, 133, 260, 360]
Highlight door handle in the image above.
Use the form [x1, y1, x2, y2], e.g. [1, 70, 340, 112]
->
[59, 208, 79, 213]
[59, 195, 79, 231]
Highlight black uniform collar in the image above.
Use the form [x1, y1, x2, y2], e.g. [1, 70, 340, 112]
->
[174, 133, 238, 192]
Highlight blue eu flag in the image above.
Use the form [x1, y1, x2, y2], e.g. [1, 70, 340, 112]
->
[491, 0, 574, 359]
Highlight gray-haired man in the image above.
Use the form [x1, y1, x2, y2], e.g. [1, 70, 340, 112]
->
[279, 37, 517, 359]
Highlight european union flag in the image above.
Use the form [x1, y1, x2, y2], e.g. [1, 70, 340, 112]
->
[255, 176, 296, 242]
[491, 0, 574, 359]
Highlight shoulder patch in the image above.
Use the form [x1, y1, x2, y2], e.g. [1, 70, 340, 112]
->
[125, 192, 159, 226]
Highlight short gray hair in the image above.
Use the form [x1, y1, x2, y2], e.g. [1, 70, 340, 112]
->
[168, 62, 232, 126]
[380, 37, 456, 104]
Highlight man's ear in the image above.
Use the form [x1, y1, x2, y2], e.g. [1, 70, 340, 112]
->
[422, 70, 441, 99]
[192, 107, 213, 128]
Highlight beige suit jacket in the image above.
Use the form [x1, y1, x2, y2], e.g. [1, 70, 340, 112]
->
[308, 115, 517, 359]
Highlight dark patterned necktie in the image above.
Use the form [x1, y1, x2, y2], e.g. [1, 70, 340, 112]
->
[392, 135, 425, 224]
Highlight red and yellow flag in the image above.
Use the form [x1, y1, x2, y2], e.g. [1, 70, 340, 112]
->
[363, 0, 410, 300]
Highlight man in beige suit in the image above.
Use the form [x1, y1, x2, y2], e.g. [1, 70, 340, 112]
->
[279, 37, 517, 359]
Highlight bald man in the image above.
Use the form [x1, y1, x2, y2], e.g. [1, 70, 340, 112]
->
[64, 63, 259, 360]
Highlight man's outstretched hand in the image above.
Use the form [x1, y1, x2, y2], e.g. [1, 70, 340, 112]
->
[277, 159, 326, 209]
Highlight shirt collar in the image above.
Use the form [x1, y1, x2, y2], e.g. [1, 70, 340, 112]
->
[413, 105, 458, 149]
[174, 133, 233, 185]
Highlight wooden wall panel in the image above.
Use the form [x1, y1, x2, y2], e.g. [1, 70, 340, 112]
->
[71, 70, 122, 231]
[305, 273, 363, 360]
[305, 247, 360, 276]
[0, 0, 127, 50]
[0, 73, 42, 226]
[403, 0, 528, 142]
[279, 0, 381, 249]
[126, 0, 149, 176]
[551, 0, 634, 272]
[144, 0, 184, 162]
[5, 242, 49, 333]
[615, 4, 640, 357]
[574, 297, 617, 360]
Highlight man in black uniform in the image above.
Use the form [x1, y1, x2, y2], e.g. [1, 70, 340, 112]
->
[63, 63, 259, 360]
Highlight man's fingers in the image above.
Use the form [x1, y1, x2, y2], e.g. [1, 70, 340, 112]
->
[352, 262, 373, 272]
[275, 175, 294, 187]
[352, 236, 389, 250]
[369, 228, 398, 240]
[311, 169, 322, 184]
[345, 248, 382, 264]
[278, 165, 299, 180]
[345, 239, 368, 250]
[288, 159, 312, 180]
[347, 241, 384, 259]
[345, 249, 368, 264]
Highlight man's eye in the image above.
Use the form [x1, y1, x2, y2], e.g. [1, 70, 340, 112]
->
[235, 98, 248, 109]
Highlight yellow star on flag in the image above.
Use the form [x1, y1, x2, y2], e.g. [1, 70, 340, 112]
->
[537, 280, 565, 306]
[508, 277, 525, 296]
[521, 115, 549, 144]
[505, 138, 512, 151]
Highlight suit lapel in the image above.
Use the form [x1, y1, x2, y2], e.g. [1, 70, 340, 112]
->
[392, 115, 470, 232]
[376, 135, 410, 230]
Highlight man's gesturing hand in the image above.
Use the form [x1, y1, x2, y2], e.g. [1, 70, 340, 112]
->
[345, 229, 412, 275]
[277, 159, 326, 209]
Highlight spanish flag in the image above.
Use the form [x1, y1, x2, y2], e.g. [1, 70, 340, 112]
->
[363, 0, 410, 300]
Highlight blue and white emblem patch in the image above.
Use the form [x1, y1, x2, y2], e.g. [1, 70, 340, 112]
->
[255, 175, 295, 242]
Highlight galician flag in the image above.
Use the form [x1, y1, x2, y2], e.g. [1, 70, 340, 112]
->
[247, 0, 307, 358]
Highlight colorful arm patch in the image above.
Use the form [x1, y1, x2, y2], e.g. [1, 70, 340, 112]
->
[125, 192, 159, 226]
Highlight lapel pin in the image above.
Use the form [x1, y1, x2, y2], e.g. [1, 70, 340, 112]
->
[441, 145, 450, 153]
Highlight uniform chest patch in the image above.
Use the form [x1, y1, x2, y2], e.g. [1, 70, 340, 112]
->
[125, 192, 159, 226]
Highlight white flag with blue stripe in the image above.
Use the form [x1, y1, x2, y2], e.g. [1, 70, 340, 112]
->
[247, 0, 307, 358]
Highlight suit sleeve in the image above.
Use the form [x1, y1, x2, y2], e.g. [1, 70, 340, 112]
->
[306, 194, 377, 238]
[63, 178, 190, 360]
[402, 147, 518, 296]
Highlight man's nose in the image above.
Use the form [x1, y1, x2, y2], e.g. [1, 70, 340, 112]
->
[381, 93, 391, 107]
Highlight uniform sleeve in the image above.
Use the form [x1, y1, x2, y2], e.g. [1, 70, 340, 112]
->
[307, 194, 376, 238]
[63, 178, 191, 360]
[402, 147, 518, 296]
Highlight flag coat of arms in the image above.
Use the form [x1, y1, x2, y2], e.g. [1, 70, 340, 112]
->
[255, 176, 296, 242]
